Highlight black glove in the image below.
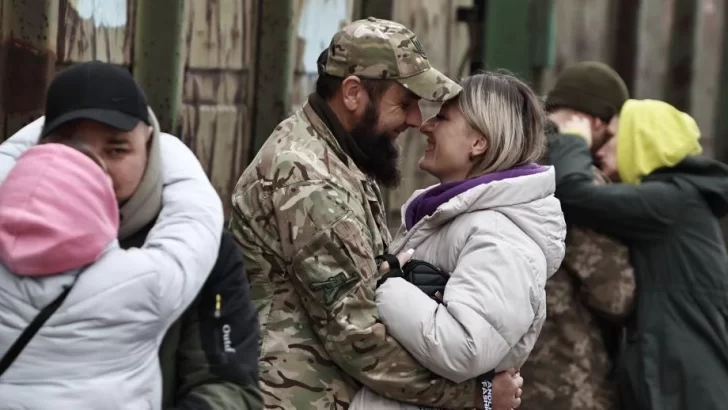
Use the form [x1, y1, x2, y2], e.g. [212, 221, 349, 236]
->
[375, 254, 404, 289]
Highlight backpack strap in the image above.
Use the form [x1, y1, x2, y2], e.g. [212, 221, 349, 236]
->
[0, 274, 80, 377]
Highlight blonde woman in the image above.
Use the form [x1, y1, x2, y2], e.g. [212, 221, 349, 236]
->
[351, 72, 566, 410]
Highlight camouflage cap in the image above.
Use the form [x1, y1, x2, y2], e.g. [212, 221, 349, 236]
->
[320, 17, 462, 102]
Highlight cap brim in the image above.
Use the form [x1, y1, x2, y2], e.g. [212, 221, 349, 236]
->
[397, 67, 462, 102]
[41, 108, 140, 138]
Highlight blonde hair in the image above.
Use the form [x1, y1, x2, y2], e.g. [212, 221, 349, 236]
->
[458, 71, 546, 177]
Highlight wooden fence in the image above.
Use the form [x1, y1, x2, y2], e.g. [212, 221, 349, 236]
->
[1, 0, 727, 229]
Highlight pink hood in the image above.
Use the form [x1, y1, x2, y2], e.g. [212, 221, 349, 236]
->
[0, 143, 119, 276]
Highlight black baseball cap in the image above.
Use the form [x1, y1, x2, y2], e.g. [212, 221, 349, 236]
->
[41, 61, 150, 138]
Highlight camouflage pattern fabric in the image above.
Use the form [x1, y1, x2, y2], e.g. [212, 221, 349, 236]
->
[322, 17, 462, 102]
[565, 170, 636, 321]
[230, 104, 480, 410]
[519, 167, 636, 410]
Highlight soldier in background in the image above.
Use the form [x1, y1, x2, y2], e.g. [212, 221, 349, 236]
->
[230, 17, 523, 410]
[519, 62, 636, 410]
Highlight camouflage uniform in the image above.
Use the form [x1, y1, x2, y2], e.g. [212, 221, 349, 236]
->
[520, 166, 636, 410]
[230, 17, 475, 410]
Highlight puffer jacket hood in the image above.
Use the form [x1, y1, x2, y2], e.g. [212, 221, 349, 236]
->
[0, 108, 163, 243]
[0, 143, 118, 276]
[617, 99, 702, 184]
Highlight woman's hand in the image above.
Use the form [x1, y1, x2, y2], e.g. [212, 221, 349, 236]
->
[492, 369, 524, 410]
[559, 115, 593, 148]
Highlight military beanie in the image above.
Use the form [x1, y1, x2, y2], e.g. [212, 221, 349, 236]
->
[546, 61, 629, 121]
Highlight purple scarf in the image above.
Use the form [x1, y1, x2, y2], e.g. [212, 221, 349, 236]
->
[404, 163, 548, 230]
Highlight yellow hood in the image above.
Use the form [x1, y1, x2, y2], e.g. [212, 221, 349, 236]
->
[617, 99, 702, 184]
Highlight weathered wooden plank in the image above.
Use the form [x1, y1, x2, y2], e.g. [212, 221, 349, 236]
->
[388, 0, 455, 229]
[290, 0, 356, 112]
[54, 61, 129, 72]
[392, 0, 453, 75]
[185, 0, 256, 70]
[713, 0, 728, 246]
[179, 0, 257, 209]
[691, 0, 724, 156]
[292, 0, 307, 76]
[541, 0, 618, 93]
[448, 0, 472, 81]
[611, 0, 640, 93]
[556, 0, 616, 66]
[180, 104, 251, 215]
[633, 0, 675, 99]
[663, 0, 698, 112]
[183, 69, 249, 106]
[57, 0, 134, 64]
[291, 73, 317, 113]
[357, 0, 393, 19]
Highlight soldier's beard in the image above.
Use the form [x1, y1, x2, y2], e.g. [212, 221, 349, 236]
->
[350, 102, 401, 188]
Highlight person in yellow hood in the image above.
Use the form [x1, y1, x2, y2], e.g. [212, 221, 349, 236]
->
[548, 98, 728, 410]
[594, 98, 703, 184]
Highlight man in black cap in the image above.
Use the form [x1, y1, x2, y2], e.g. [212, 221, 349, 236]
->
[519, 61, 636, 410]
[0, 61, 262, 410]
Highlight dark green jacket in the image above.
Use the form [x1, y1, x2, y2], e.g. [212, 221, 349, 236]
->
[123, 228, 262, 410]
[549, 134, 728, 410]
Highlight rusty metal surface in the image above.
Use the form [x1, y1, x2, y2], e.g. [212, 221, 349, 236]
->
[0, 0, 58, 140]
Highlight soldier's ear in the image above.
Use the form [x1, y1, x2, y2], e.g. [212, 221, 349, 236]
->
[340, 75, 364, 112]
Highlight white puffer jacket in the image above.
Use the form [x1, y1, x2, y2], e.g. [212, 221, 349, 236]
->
[351, 166, 566, 410]
[0, 116, 224, 409]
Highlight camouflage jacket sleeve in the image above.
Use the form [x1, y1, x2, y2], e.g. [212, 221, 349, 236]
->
[560, 167, 637, 322]
[562, 225, 636, 322]
[169, 232, 263, 410]
[271, 180, 481, 409]
[549, 134, 685, 240]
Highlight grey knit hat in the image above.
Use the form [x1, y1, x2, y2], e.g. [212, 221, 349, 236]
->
[546, 61, 629, 121]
